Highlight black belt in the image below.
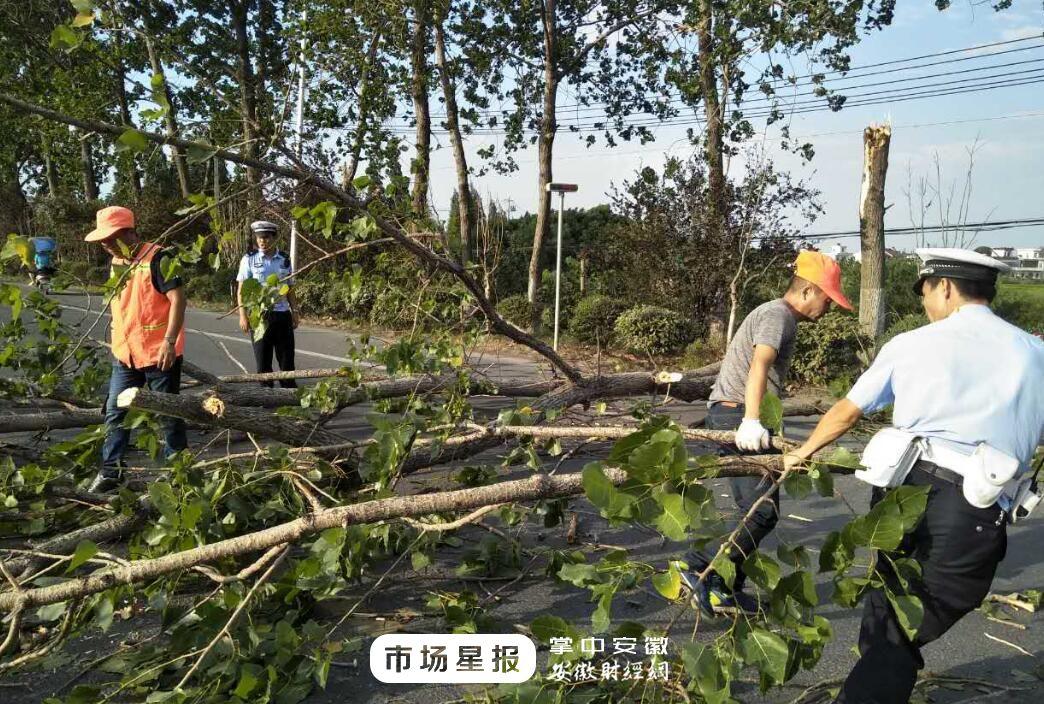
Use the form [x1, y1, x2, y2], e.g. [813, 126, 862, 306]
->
[912, 459, 963, 487]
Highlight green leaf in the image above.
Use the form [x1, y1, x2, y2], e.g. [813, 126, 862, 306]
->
[680, 644, 731, 704]
[759, 392, 784, 434]
[115, 129, 148, 154]
[811, 465, 834, 497]
[738, 627, 790, 685]
[36, 601, 68, 622]
[352, 175, 372, 189]
[581, 462, 632, 518]
[71, 12, 94, 27]
[234, 663, 264, 698]
[148, 482, 180, 522]
[70, 0, 94, 11]
[818, 530, 854, 573]
[889, 485, 930, 531]
[186, 142, 217, 164]
[2, 234, 34, 267]
[653, 493, 690, 541]
[743, 551, 781, 591]
[832, 576, 871, 608]
[652, 563, 682, 600]
[710, 552, 736, 589]
[887, 591, 924, 640]
[783, 472, 813, 499]
[411, 551, 431, 571]
[66, 686, 102, 704]
[67, 540, 98, 572]
[776, 570, 818, 607]
[844, 501, 903, 550]
[825, 446, 862, 469]
[556, 562, 597, 587]
[49, 25, 81, 51]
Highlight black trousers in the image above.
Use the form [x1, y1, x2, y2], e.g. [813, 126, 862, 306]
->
[689, 403, 781, 591]
[836, 466, 1007, 703]
[252, 310, 297, 388]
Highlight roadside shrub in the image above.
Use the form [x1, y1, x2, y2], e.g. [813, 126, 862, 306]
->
[570, 295, 628, 346]
[994, 282, 1044, 334]
[88, 265, 111, 284]
[183, 269, 235, 304]
[293, 274, 328, 317]
[681, 335, 725, 369]
[369, 288, 413, 329]
[497, 294, 532, 328]
[791, 311, 871, 385]
[880, 313, 929, 347]
[613, 305, 696, 356]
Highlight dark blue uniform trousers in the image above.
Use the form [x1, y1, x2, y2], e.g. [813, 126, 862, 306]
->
[837, 466, 1007, 703]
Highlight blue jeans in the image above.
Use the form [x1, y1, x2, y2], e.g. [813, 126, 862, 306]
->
[689, 403, 781, 591]
[100, 356, 187, 474]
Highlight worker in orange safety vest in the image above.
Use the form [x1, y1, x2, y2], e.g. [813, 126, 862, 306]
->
[84, 206, 188, 492]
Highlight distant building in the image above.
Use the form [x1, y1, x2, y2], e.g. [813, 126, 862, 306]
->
[826, 242, 855, 262]
[989, 246, 1044, 281]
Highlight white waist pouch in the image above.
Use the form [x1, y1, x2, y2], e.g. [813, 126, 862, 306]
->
[855, 428, 922, 488]
[961, 443, 1020, 509]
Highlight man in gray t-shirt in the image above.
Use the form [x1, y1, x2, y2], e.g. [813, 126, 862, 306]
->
[683, 250, 853, 618]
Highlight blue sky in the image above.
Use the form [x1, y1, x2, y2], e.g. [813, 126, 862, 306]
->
[421, 2, 1044, 252]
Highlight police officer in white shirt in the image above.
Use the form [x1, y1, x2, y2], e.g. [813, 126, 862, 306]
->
[783, 248, 1044, 703]
[237, 221, 299, 388]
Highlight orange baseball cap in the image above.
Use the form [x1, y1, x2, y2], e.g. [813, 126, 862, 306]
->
[794, 250, 853, 310]
[85, 206, 135, 242]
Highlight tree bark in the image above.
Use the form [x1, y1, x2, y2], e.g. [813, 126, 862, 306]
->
[409, 0, 432, 218]
[434, 19, 473, 265]
[78, 129, 99, 201]
[859, 124, 891, 342]
[144, 36, 191, 199]
[696, 0, 725, 254]
[41, 138, 59, 197]
[117, 387, 348, 450]
[528, 0, 559, 332]
[232, 0, 261, 203]
[0, 409, 104, 433]
[114, 35, 142, 200]
[342, 32, 382, 189]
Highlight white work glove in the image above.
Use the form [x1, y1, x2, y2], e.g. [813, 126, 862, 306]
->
[735, 419, 771, 452]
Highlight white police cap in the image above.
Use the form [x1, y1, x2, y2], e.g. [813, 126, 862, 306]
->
[912, 247, 1010, 295]
[250, 220, 279, 235]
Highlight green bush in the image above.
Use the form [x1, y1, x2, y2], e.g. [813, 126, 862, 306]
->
[880, 313, 929, 347]
[994, 282, 1044, 333]
[681, 337, 725, 369]
[369, 288, 412, 329]
[497, 294, 532, 327]
[791, 311, 871, 385]
[88, 265, 111, 284]
[569, 295, 628, 345]
[293, 274, 329, 317]
[183, 269, 235, 303]
[613, 305, 696, 356]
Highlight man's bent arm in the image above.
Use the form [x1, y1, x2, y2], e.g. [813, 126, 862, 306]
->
[789, 398, 863, 461]
[165, 287, 186, 342]
[744, 344, 777, 419]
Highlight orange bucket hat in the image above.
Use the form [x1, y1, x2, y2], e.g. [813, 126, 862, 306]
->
[794, 250, 854, 310]
[85, 206, 135, 242]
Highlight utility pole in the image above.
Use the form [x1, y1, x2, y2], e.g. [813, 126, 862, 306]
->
[859, 123, 891, 343]
[546, 182, 578, 351]
[290, 10, 307, 273]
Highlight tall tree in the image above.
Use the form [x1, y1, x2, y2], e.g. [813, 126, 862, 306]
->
[408, 0, 432, 217]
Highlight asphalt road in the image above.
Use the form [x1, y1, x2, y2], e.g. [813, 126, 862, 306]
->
[3, 290, 1041, 703]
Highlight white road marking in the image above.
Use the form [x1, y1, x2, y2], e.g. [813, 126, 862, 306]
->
[58, 301, 353, 364]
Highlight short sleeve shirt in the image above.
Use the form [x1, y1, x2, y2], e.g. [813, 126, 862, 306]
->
[709, 299, 799, 405]
[237, 250, 292, 312]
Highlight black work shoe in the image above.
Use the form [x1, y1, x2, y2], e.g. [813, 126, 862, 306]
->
[88, 471, 123, 494]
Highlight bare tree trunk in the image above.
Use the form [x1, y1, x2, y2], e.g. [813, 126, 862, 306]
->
[696, 0, 725, 253]
[233, 0, 261, 205]
[114, 40, 142, 201]
[343, 32, 382, 188]
[859, 124, 891, 342]
[434, 20, 473, 264]
[42, 138, 59, 197]
[144, 37, 191, 199]
[409, 0, 432, 218]
[78, 130, 99, 201]
[528, 0, 559, 332]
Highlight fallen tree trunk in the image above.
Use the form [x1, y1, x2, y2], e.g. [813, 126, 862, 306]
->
[0, 455, 844, 612]
[499, 424, 796, 451]
[117, 388, 348, 449]
[0, 409, 104, 433]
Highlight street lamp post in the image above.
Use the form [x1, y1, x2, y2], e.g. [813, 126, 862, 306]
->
[546, 182, 578, 351]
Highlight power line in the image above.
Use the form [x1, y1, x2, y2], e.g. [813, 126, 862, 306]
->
[779, 217, 1044, 241]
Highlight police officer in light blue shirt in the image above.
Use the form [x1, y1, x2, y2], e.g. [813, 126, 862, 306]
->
[783, 248, 1044, 704]
[237, 221, 299, 388]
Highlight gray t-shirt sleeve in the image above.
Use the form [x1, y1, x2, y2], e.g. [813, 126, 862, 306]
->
[751, 305, 793, 353]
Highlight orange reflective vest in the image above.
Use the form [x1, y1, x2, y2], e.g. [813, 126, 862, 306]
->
[110, 242, 184, 368]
